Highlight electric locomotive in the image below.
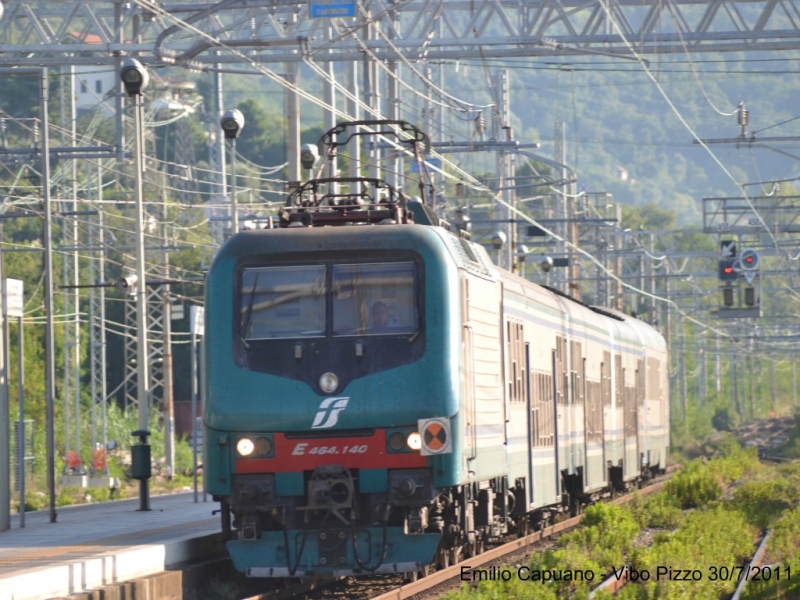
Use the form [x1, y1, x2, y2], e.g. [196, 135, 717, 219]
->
[203, 121, 669, 578]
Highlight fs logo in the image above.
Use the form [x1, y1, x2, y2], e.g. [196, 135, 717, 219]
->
[311, 397, 350, 429]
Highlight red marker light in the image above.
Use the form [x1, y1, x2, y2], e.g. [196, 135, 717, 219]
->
[724, 267, 734, 274]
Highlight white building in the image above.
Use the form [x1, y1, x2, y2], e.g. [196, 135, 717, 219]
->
[64, 33, 116, 116]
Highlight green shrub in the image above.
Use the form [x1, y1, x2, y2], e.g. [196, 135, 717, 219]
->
[665, 461, 722, 508]
[769, 505, 800, 564]
[56, 486, 77, 507]
[706, 439, 760, 483]
[631, 505, 755, 599]
[630, 492, 682, 529]
[733, 478, 794, 529]
[558, 503, 640, 571]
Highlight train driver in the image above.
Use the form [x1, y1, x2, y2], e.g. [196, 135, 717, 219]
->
[370, 301, 398, 331]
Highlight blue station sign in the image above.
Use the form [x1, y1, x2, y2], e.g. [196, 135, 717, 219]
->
[309, 0, 356, 18]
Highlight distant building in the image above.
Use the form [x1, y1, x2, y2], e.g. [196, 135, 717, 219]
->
[74, 65, 116, 116]
[63, 32, 116, 116]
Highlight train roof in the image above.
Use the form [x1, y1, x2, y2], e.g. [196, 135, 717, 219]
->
[498, 259, 666, 353]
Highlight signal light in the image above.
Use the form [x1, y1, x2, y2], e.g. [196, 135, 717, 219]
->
[740, 249, 760, 270]
[723, 287, 734, 307]
[744, 287, 756, 307]
[718, 259, 738, 281]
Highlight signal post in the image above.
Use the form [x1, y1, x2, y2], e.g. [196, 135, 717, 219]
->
[715, 240, 761, 318]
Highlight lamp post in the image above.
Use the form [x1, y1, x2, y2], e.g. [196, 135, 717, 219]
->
[220, 109, 245, 234]
[120, 58, 152, 511]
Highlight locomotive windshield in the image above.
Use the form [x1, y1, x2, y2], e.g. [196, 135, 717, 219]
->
[240, 261, 418, 340]
[240, 266, 326, 339]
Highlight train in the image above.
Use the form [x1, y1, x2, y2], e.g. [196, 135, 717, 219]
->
[202, 120, 669, 579]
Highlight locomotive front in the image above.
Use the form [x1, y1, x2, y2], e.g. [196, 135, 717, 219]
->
[204, 225, 461, 577]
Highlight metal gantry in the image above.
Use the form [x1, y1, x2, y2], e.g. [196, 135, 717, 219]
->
[5, 0, 800, 68]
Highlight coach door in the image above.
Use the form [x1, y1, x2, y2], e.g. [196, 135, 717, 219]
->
[583, 358, 605, 490]
[461, 276, 477, 461]
[526, 346, 557, 507]
[554, 336, 567, 499]
[622, 367, 639, 480]
[461, 272, 504, 465]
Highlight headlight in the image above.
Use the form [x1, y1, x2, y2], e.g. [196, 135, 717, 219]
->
[407, 431, 422, 451]
[255, 436, 273, 456]
[388, 431, 406, 452]
[236, 437, 255, 456]
[319, 372, 339, 393]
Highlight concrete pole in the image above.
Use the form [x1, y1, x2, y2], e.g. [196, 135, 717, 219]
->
[213, 60, 227, 241]
[555, 121, 566, 294]
[162, 202, 175, 478]
[229, 138, 238, 233]
[386, 17, 399, 192]
[114, 1, 125, 162]
[769, 359, 776, 413]
[324, 27, 338, 183]
[616, 206, 624, 311]
[346, 60, 360, 177]
[365, 19, 380, 190]
[0, 228, 8, 531]
[17, 314, 24, 527]
[680, 319, 687, 432]
[715, 334, 721, 394]
[132, 93, 150, 434]
[40, 68, 57, 523]
[70, 66, 81, 470]
[191, 330, 198, 502]
[748, 351, 755, 417]
[285, 64, 301, 187]
[648, 234, 656, 324]
[200, 329, 207, 503]
[733, 354, 740, 415]
[59, 68, 71, 468]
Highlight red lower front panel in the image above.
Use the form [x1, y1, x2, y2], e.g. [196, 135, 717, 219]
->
[235, 430, 427, 473]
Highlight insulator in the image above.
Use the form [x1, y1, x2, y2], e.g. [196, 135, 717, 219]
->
[475, 112, 486, 135]
[738, 102, 749, 127]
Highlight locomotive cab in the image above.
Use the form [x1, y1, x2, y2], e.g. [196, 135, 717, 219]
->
[205, 223, 463, 577]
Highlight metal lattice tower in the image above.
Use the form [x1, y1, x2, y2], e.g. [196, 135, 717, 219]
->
[55, 65, 83, 472]
[89, 206, 108, 473]
[122, 209, 170, 413]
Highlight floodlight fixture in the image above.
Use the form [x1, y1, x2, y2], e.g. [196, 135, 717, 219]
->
[220, 108, 245, 140]
[491, 231, 507, 250]
[120, 58, 150, 97]
[300, 143, 319, 169]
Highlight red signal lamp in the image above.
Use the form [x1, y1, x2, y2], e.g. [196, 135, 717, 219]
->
[740, 249, 760, 270]
[718, 259, 738, 281]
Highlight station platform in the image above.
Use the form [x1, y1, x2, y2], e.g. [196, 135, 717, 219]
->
[0, 492, 221, 600]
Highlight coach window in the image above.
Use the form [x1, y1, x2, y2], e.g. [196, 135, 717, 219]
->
[240, 266, 326, 339]
[332, 262, 418, 336]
